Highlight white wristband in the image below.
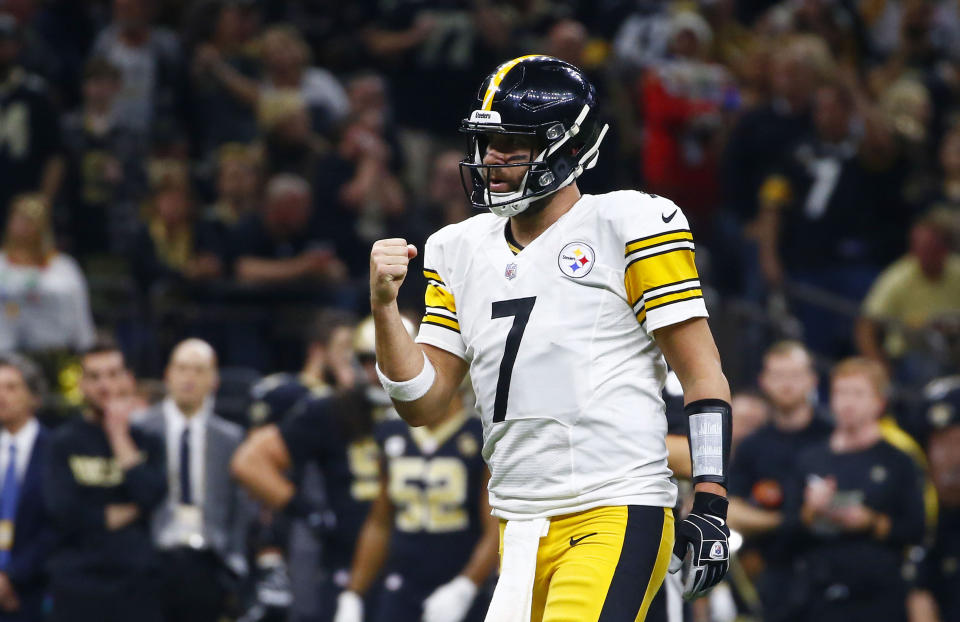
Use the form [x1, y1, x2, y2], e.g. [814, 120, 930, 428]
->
[376, 351, 436, 402]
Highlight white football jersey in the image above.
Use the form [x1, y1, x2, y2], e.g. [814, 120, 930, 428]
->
[415, 191, 708, 519]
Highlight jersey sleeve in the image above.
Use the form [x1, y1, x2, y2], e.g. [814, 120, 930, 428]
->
[415, 232, 468, 360]
[279, 398, 333, 470]
[621, 196, 708, 333]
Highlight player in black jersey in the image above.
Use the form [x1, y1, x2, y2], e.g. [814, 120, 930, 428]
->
[916, 377, 960, 621]
[787, 358, 927, 622]
[247, 310, 357, 427]
[332, 383, 499, 622]
[233, 386, 381, 622]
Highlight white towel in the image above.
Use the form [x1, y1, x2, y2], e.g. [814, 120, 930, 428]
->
[484, 518, 550, 622]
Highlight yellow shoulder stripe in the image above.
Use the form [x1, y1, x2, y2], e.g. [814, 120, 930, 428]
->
[425, 283, 457, 314]
[624, 248, 699, 306]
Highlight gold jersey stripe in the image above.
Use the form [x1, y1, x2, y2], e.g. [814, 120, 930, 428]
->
[506, 241, 522, 255]
[423, 268, 444, 283]
[425, 283, 457, 314]
[645, 288, 703, 311]
[481, 55, 543, 110]
[422, 314, 461, 333]
[624, 248, 699, 306]
[624, 230, 693, 256]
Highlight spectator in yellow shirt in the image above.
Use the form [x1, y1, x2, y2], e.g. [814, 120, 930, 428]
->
[855, 212, 960, 384]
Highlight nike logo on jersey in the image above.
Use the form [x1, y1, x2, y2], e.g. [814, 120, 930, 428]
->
[569, 532, 598, 547]
[705, 514, 725, 527]
[661, 209, 678, 223]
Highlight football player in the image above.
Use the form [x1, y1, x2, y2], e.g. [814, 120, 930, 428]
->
[332, 382, 498, 622]
[370, 56, 732, 621]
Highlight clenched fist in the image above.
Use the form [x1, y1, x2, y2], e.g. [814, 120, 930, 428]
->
[370, 238, 418, 307]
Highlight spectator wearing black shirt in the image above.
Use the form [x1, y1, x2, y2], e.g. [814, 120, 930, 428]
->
[756, 78, 906, 357]
[184, 0, 261, 159]
[0, 14, 63, 230]
[43, 338, 167, 622]
[714, 34, 823, 299]
[60, 56, 146, 257]
[228, 173, 346, 287]
[130, 159, 226, 295]
[728, 341, 832, 622]
[203, 142, 260, 232]
[789, 358, 927, 622]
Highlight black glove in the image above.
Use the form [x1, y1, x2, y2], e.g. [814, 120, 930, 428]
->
[669, 492, 730, 600]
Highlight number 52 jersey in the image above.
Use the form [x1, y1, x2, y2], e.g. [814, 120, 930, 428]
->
[415, 191, 709, 520]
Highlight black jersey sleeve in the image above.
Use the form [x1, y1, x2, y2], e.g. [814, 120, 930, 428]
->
[279, 397, 336, 470]
[122, 428, 168, 513]
[883, 448, 927, 547]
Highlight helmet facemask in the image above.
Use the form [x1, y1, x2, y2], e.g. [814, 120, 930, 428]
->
[459, 104, 608, 218]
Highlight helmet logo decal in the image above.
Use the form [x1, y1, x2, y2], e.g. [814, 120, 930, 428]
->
[482, 54, 546, 110]
[558, 242, 595, 278]
[469, 110, 502, 124]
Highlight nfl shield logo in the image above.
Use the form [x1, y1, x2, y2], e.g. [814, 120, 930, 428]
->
[710, 542, 725, 560]
[505, 263, 518, 280]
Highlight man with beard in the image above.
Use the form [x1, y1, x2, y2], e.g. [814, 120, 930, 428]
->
[43, 337, 166, 622]
[727, 341, 832, 621]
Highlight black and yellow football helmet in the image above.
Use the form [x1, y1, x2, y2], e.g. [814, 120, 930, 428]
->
[459, 55, 608, 217]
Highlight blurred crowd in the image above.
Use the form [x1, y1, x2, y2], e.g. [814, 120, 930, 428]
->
[1, 0, 960, 621]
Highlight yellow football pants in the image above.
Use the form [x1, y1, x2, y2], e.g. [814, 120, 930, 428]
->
[498, 505, 674, 622]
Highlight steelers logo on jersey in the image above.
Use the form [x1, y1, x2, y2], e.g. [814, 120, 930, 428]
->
[457, 433, 479, 458]
[558, 242, 595, 278]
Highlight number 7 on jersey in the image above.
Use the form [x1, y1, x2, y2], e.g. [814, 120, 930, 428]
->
[491, 297, 537, 422]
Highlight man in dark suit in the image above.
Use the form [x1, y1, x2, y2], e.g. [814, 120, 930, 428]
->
[0, 354, 55, 622]
[137, 339, 249, 622]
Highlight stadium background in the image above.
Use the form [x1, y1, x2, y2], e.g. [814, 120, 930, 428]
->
[0, 0, 958, 620]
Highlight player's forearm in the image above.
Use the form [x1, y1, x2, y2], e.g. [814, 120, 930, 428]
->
[372, 302, 422, 380]
[727, 498, 782, 535]
[346, 516, 391, 595]
[666, 434, 692, 479]
[230, 447, 295, 509]
[373, 306, 455, 427]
